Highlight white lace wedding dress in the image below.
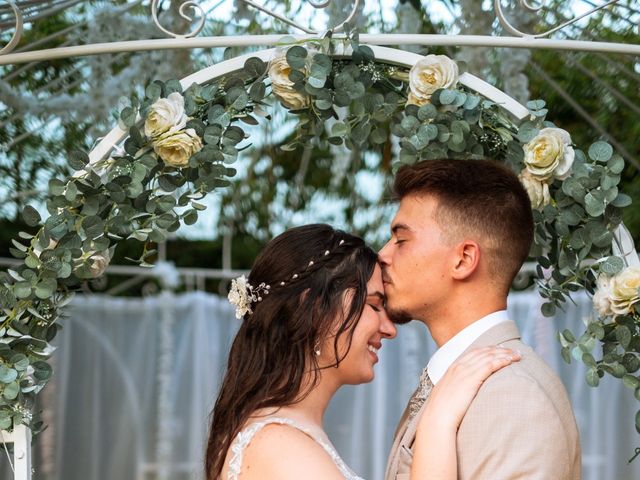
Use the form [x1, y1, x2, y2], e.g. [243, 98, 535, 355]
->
[226, 416, 364, 480]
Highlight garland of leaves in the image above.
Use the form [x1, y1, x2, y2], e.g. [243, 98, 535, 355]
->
[0, 31, 638, 435]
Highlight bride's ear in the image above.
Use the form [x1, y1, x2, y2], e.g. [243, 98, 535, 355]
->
[451, 240, 480, 280]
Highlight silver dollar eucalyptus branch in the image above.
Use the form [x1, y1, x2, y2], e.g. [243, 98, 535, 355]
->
[0, 0, 24, 55]
[151, 0, 206, 38]
[495, 0, 624, 38]
[240, 0, 360, 34]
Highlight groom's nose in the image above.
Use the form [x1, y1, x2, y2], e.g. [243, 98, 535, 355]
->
[378, 240, 392, 266]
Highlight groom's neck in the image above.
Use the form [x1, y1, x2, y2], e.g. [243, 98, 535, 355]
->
[425, 292, 507, 347]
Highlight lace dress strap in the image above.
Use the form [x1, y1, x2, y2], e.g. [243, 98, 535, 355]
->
[226, 417, 364, 480]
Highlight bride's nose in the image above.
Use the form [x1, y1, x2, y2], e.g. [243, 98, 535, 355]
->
[379, 312, 397, 339]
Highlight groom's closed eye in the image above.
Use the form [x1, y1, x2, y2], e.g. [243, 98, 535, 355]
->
[391, 224, 412, 244]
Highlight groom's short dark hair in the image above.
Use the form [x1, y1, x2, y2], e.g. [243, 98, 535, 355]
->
[393, 158, 534, 291]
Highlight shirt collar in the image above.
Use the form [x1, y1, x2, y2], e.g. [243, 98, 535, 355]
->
[427, 310, 509, 385]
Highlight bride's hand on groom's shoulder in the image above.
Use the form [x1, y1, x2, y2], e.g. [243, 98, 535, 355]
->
[420, 346, 521, 432]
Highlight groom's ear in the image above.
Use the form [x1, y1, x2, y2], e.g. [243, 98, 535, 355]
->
[451, 240, 480, 280]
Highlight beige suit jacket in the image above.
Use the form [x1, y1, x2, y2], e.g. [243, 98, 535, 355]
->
[385, 320, 581, 480]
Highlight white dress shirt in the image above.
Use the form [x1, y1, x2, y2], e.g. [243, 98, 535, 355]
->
[427, 310, 510, 385]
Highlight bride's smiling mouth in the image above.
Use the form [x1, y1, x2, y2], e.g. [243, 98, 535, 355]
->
[367, 342, 381, 362]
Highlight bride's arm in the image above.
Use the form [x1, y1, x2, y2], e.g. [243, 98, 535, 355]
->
[411, 346, 521, 479]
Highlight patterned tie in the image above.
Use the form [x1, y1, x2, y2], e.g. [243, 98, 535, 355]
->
[408, 367, 434, 421]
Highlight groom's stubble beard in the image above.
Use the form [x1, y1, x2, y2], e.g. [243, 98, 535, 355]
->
[380, 266, 414, 324]
[386, 305, 413, 325]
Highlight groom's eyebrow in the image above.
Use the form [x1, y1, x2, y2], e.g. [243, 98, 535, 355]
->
[391, 223, 412, 234]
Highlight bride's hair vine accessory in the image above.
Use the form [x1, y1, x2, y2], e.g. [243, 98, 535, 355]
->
[228, 236, 348, 318]
[228, 275, 270, 319]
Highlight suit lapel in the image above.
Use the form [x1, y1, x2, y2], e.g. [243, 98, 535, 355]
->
[385, 392, 415, 479]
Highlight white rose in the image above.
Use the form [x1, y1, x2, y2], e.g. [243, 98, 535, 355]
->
[523, 127, 575, 181]
[144, 92, 188, 138]
[519, 170, 551, 209]
[406, 54, 459, 106]
[153, 128, 203, 168]
[592, 274, 614, 317]
[609, 266, 640, 316]
[268, 51, 309, 110]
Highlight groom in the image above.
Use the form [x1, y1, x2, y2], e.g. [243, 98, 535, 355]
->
[379, 159, 581, 479]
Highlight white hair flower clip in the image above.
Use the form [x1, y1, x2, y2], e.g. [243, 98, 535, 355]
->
[228, 275, 270, 319]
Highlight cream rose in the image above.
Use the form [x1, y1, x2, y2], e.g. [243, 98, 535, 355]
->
[609, 266, 640, 315]
[268, 51, 309, 110]
[523, 128, 575, 181]
[519, 170, 551, 209]
[144, 92, 188, 138]
[406, 54, 459, 106]
[153, 128, 203, 168]
[592, 274, 614, 317]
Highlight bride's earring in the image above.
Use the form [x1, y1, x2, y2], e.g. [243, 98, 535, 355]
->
[314, 341, 321, 356]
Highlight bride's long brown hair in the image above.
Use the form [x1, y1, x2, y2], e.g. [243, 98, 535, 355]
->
[205, 224, 377, 479]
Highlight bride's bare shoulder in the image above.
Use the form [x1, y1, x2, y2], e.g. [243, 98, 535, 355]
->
[237, 423, 344, 480]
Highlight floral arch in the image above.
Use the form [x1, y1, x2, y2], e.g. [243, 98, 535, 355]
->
[0, 33, 639, 443]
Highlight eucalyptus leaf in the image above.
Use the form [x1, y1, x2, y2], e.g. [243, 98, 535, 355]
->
[623, 374, 640, 390]
[244, 57, 267, 78]
[586, 368, 600, 387]
[601, 256, 624, 275]
[3, 381, 19, 400]
[285, 46, 308, 70]
[612, 193, 632, 208]
[588, 141, 613, 162]
[22, 206, 41, 227]
[584, 191, 606, 217]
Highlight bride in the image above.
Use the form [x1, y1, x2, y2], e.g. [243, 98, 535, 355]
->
[205, 224, 520, 479]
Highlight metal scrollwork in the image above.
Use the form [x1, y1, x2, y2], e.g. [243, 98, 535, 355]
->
[495, 0, 623, 39]
[0, 0, 24, 56]
[241, 0, 360, 34]
[151, 0, 206, 39]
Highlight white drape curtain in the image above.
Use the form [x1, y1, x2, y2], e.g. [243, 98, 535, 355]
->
[1, 290, 638, 480]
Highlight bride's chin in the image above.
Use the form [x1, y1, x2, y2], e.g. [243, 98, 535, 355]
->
[358, 369, 375, 384]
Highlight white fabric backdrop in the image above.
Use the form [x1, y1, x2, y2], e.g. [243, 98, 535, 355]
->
[1, 290, 638, 480]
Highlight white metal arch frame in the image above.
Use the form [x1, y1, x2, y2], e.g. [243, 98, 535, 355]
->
[1, 0, 640, 64]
